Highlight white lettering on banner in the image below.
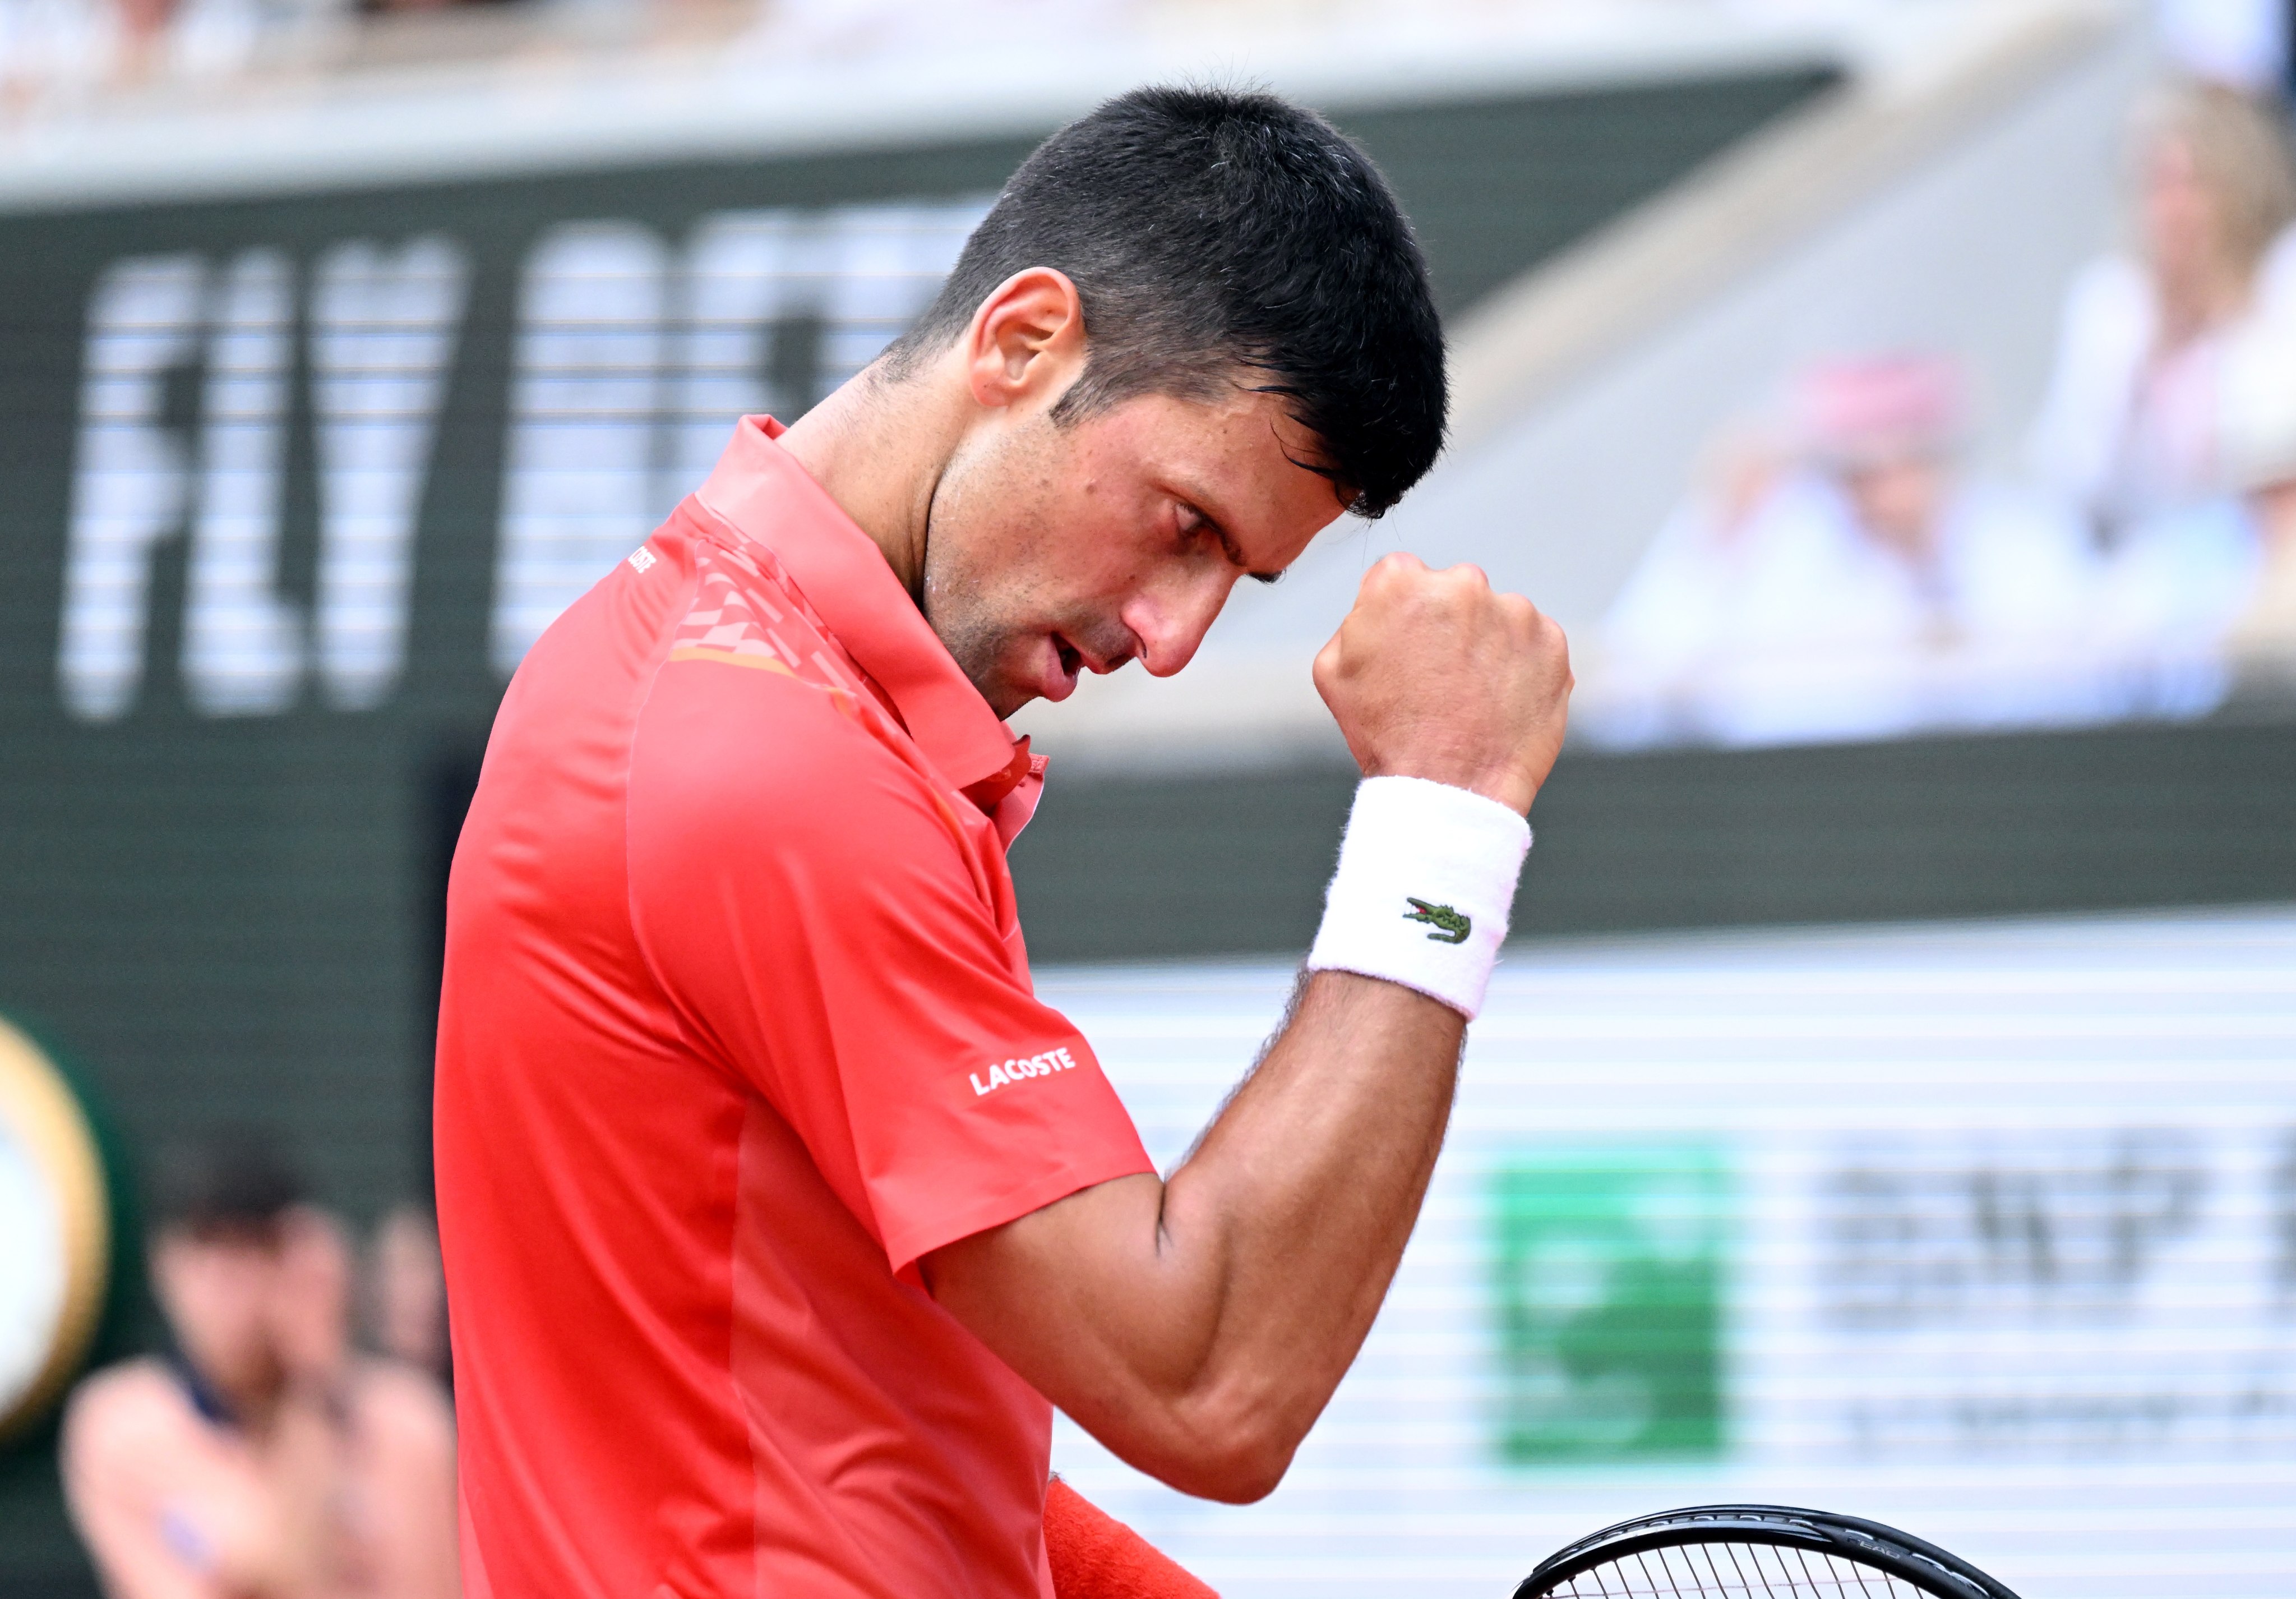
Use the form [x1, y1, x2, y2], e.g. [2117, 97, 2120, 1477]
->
[311, 237, 470, 709]
[490, 222, 671, 676]
[56, 239, 470, 722]
[181, 250, 301, 716]
[666, 202, 986, 501]
[666, 207, 806, 498]
[1819, 1129, 2210, 1325]
[56, 197, 986, 718]
[970, 1046, 1081, 1098]
[1794, 1127, 2296, 1459]
[491, 196, 990, 672]
[58, 255, 206, 721]
[812, 202, 985, 397]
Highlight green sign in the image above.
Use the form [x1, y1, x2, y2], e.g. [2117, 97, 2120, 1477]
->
[1490, 1142, 1729, 1462]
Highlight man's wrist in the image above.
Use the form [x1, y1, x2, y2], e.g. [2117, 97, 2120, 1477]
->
[1304, 776, 1531, 1020]
[1359, 757, 1537, 818]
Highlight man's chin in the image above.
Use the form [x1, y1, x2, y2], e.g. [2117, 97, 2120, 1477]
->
[975, 644, 1082, 720]
[976, 663, 1045, 722]
[985, 675, 1072, 721]
[929, 621, 1046, 721]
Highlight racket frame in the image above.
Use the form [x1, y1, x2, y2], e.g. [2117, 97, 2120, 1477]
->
[1513, 1504, 2021, 1599]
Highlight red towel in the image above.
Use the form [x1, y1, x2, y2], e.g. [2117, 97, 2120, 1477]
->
[1044, 1477, 1219, 1599]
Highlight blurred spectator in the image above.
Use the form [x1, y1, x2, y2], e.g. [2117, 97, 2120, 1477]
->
[1599, 356, 2101, 746]
[0, 0, 298, 104]
[2027, 80, 2296, 542]
[2220, 303, 2296, 673]
[0, 0, 114, 108]
[60, 1132, 457, 1599]
[1587, 421, 1798, 744]
[356, 0, 521, 18]
[366, 1204, 448, 1383]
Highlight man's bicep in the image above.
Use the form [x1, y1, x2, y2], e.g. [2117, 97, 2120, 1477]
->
[922, 1171, 1285, 1502]
[922, 1171, 1173, 1414]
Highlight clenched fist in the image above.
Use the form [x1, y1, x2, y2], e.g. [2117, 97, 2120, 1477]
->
[1313, 554, 1572, 816]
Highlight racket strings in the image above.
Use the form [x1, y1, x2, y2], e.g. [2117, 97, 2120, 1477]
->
[1544, 1541, 1930, 1599]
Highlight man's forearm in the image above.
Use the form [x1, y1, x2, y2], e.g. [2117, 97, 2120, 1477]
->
[1152, 970, 1465, 1477]
[924, 969, 1462, 1500]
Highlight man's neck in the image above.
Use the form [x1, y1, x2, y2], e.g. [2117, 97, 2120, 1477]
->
[777, 367, 963, 602]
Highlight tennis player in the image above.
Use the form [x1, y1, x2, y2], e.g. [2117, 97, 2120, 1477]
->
[435, 86, 1571, 1598]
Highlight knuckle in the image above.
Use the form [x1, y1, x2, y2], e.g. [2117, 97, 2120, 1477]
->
[1360, 554, 1423, 603]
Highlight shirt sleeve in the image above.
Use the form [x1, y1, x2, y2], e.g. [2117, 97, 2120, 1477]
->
[625, 654, 1154, 1274]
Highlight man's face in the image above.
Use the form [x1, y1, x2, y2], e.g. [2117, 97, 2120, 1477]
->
[151, 1227, 283, 1404]
[918, 384, 1348, 718]
[1841, 451, 1947, 559]
[2142, 133, 2222, 291]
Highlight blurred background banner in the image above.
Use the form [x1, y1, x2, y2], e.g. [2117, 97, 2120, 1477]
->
[2, 0, 2294, 1593]
[1044, 909, 2296, 1599]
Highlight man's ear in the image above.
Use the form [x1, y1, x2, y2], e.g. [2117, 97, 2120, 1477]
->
[963, 268, 1087, 412]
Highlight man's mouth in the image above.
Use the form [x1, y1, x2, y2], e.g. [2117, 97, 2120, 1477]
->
[1036, 633, 1083, 703]
[1028, 629, 1139, 706]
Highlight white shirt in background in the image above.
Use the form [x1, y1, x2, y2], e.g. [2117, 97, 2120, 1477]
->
[1592, 470, 2106, 749]
[2027, 225, 2296, 536]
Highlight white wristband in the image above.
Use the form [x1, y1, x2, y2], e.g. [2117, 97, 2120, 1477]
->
[1305, 776, 1532, 1020]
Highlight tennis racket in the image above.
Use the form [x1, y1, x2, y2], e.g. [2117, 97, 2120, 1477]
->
[1514, 1505, 2021, 1599]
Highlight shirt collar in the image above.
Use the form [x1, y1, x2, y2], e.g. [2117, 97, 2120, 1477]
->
[692, 416, 1043, 840]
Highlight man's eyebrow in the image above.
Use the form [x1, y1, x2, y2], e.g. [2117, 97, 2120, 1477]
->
[1208, 521, 1284, 585]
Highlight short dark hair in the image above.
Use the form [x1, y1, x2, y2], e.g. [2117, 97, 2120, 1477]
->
[889, 85, 1447, 517]
[149, 1128, 307, 1241]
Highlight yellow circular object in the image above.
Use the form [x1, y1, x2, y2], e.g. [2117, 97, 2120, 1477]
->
[0, 1016, 110, 1442]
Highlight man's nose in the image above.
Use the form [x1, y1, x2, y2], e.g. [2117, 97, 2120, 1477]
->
[1122, 571, 1234, 678]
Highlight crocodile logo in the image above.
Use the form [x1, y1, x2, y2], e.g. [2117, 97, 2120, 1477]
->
[1403, 897, 1471, 944]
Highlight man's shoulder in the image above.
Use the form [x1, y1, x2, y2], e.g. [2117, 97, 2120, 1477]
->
[629, 521, 993, 874]
[68, 1356, 182, 1418]
[62, 1357, 203, 1466]
[655, 526, 884, 712]
[631, 668, 975, 891]
[638, 582, 950, 830]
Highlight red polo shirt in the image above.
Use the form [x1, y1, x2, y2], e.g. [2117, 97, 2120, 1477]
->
[434, 417, 1155, 1599]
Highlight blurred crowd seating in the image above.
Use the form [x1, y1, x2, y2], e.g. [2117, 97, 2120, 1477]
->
[0, 0, 1984, 129]
[1584, 73, 2296, 749]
